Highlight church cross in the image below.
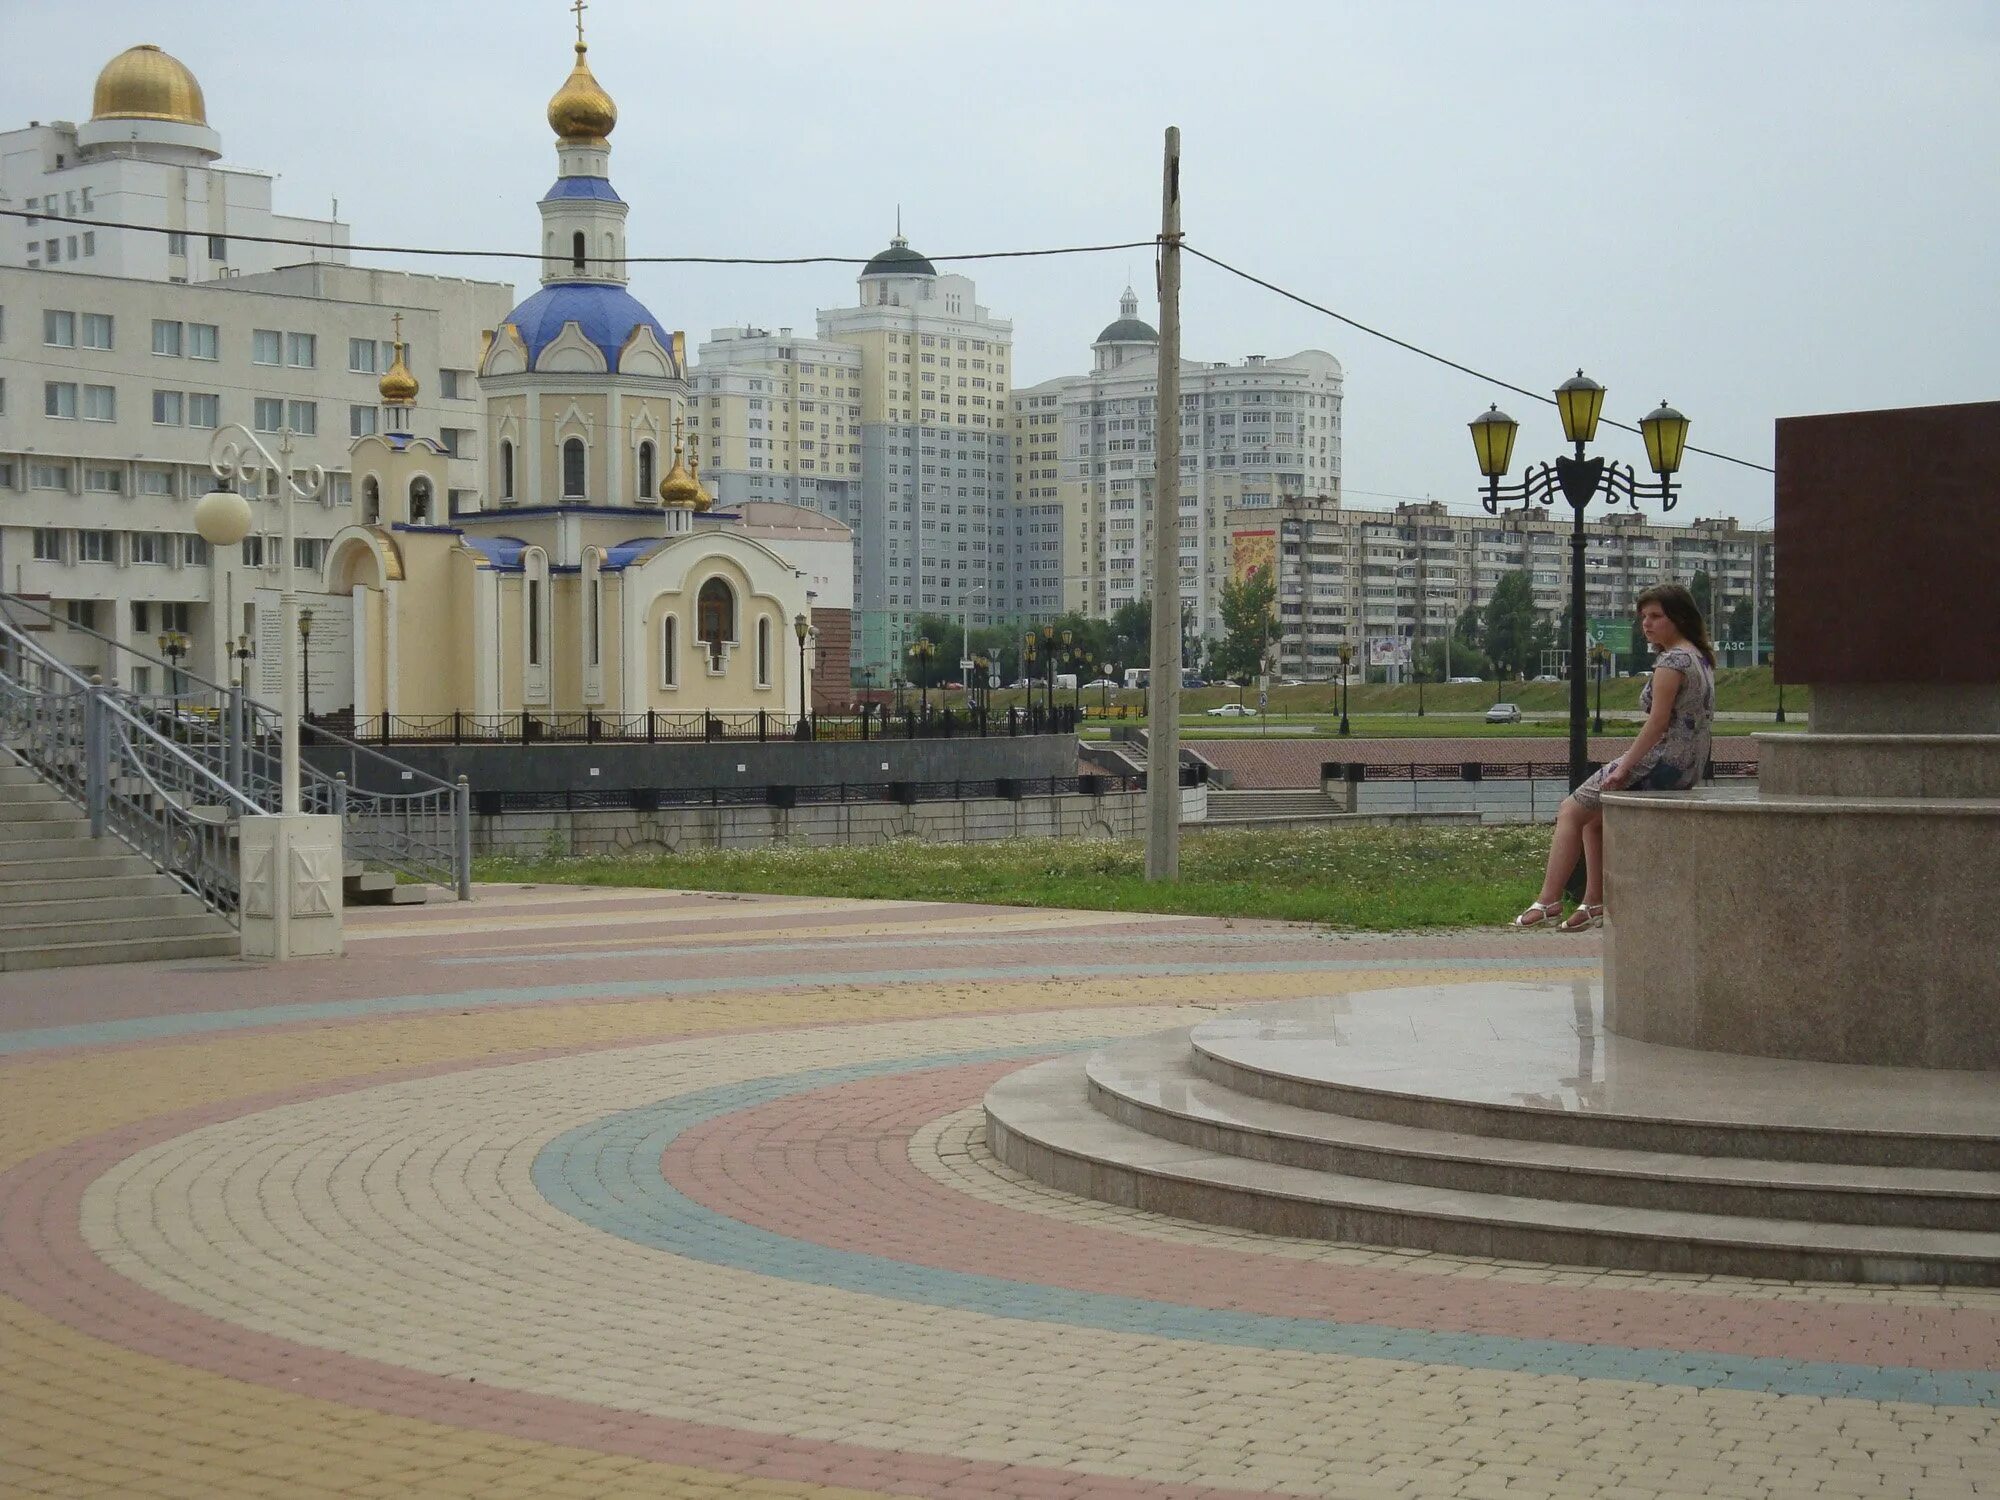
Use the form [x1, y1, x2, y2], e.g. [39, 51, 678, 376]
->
[572, 0, 588, 44]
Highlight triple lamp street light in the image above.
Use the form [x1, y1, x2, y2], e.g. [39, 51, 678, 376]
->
[793, 613, 813, 739]
[1467, 372, 1691, 796]
[156, 630, 190, 697]
[298, 608, 315, 724]
[1336, 643, 1353, 737]
[907, 636, 937, 718]
[1590, 642, 1613, 734]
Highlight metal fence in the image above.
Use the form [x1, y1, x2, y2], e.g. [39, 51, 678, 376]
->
[336, 703, 1083, 746]
[0, 620, 260, 924]
[0, 594, 470, 898]
[470, 771, 1149, 815]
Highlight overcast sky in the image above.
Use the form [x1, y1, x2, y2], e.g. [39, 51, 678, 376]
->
[9, 0, 1995, 526]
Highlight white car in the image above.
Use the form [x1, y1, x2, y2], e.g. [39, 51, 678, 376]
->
[1082, 678, 1120, 690]
[1533, 673, 1562, 683]
[1205, 702, 1258, 717]
[1447, 676, 1483, 685]
[1486, 702, 1523, 724]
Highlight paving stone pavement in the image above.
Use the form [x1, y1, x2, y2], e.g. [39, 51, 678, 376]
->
[0, 883, 1993, 1499]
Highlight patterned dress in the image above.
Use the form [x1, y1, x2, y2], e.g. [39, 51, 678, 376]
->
[1571, 645, 1714, 808]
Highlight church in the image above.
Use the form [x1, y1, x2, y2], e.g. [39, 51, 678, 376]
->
[319, 18, 817, 726]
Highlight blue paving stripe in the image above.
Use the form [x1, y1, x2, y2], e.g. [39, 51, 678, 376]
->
[531, 1047, 2000, 1409]
[0, 956, 1577, 1057]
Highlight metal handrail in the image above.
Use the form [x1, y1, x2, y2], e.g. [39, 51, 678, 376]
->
[0, 621, 258, 926]
[0, 591, 470, 898]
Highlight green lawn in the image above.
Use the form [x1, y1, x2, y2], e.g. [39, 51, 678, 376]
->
[478, 825, 1554, 931]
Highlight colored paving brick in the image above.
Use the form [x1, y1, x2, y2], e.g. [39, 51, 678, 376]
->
[0, 883, 1991, 1499]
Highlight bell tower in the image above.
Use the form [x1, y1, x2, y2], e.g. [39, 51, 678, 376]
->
[540, 0, 629, 286]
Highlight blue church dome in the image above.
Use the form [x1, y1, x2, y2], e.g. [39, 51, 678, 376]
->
[501, 282, 669, 369]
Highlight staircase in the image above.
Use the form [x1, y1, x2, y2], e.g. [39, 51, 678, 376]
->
[1203, 787, 1344, 821]
[0, 759, 237, 972]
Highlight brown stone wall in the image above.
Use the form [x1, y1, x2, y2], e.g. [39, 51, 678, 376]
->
[1773, 400, 2000, 684]
[810, 607, 852, 709]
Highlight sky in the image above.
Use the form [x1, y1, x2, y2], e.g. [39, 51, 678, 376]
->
[7, 0, 1996, 527]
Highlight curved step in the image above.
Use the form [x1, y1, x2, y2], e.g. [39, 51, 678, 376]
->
[986, 1053, 2000, 1285]
[1090, 1031, 2000, 1231]
[0, 932, 237, 972]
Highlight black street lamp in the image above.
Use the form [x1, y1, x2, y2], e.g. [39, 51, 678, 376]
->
[1101, 661, 1114, 717]
[793, 612, 813, 738]
[1590, 642, 1612, 734]
[156, 630, 190, 698]
[971, 653, 991, 720]
[1337, 642, 1353, 737]
[1468, 376, 1690, 796]
[1773, 652, 1786, 724]
[908, 636, 936, 718]
[1022, 632, 1039, 726]
[295, 610, 314, 721]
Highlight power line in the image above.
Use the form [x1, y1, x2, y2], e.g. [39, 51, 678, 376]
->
[1180, 242, 1775, 476]
[0, 208, 1154, 268]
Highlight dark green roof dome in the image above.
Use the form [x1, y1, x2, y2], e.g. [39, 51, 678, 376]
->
[1096, 316, 1157, 344]
[862, 236, 936, 278]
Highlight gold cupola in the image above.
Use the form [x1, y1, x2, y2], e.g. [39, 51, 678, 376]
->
[659, 425, 700, 509]
[689, 433, 715, 512]
[547, 41, 616, 145]
[92, 44, 208, 126]
[379, 336, 419, 407]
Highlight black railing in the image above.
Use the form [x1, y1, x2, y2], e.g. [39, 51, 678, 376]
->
[470, 772, 1145, 816]
[1325, 759, 1757, 782]
[347, 704, 1085, 746]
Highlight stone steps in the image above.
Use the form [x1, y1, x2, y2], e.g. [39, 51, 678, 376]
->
[989, 1052, 2000, 1285]
[1089, 1031, 2000, 1231]
[1204, 789, 1342, 821]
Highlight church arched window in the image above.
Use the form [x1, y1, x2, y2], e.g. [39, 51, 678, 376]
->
[362, 476, 380, 524]
[500, 440, 515, 501]
[637, 440, 655, 500]
[409, 476, 433, 524]
[571, 231, 586, 272]
[697, 577, 734, 670]
[562, 438, 586, 498]
[659, 613, 678, 688]
[756, 615, 772, 688]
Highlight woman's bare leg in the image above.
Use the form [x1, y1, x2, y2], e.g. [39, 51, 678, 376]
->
[1579, 806, 1605, 906]
[1536, 796, 1587, 906]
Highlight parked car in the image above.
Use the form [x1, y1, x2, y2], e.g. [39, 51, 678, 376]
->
[1082, 678, 1120, 690]
[1278, 678, 1305, 687]
[1486, 702, 1523, 724]
[1532, 673, 1562, 683]
[1206, 702, 1259, 717]
[1447, 676, 1483, 685]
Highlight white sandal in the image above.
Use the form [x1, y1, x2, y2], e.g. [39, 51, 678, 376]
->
[1512, 899, 1563, 928]
[1560, 903, 1605, 932]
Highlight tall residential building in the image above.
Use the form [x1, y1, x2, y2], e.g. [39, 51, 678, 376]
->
[0, 44, 511, 702]
[1, 44, 350, 280]
[1222, 496, 1776, 680]
[1008, 289, 1344, 643]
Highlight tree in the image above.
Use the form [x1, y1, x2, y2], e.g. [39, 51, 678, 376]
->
[1207, 566, 1277, 685]
[1454, 604, 1485, 656]
[1724, 598, 1755, 656]
[1481, 571, 1538, 680]
[1689, 568, 1713, 623]
[1109, 598, 1151, 671]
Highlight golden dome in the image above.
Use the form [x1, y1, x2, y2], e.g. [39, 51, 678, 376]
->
[689, 435, 715, 512]
[92, 44, 207, 126]
[658, 431, 699, 508]
[547, 43, 616, 144]
[379, 340, 419, 405]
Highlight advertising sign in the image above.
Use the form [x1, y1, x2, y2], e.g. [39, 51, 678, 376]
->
[1229, 529, 1277, 586]
[1367, 636, 1410, 668]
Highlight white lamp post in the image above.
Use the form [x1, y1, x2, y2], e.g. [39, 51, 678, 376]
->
[194, 423, 343, 960]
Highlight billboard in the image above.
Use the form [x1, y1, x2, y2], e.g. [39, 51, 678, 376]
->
[1587, 617, 1634, 653]
[1229, 529, 1277, 586]
[1367, 636, 1410, 668]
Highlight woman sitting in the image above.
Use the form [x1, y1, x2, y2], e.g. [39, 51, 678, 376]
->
[1514, 582, 1716, 931]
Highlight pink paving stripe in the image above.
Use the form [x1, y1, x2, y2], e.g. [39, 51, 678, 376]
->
[659, 1060, 2000, 1373]
[0, 1043, 1280, 1498]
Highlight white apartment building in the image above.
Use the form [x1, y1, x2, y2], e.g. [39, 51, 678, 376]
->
[0, 44, 511, 704]
[1, 45, 350, 281]
[1009, 290, 1344, 643]
[1228, 496, 1777, 681]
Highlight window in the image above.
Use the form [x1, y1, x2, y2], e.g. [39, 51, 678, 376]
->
[43, 310, 75, 347]
[82, 313, 113, 350]
[527, 581, 543, 666]
[361, 477, 380, 522]
[755, 615, 772, 688]
[499, 440, 515, 501]
[66, 600, 97, 630]
[153, 389, 184, 426]
[33, 529, 61, 562]
[187, 392, 219, 429]
[167, 231, 188, 256]
[348, 338, 378, 373]
[188, 323, 218, 360]
[252, 329, 281, 365]
[151, 319, 183, 356]
[285, 332, 316, 368]
[697, 577, 735, 665]
[183, 535, 210, 565]
[286, 400, 317, 436]
[30, 462, 70, 490]
[241, 535, 266, 567]
[45, 382, 77, 418]
[350, 405, 378, 438]
[439, 368, 466, 399]
[659, 614, 678, 688]
[438, 427, 470, 457]
[562, 437, 586, 498]
[207, 235, 227, 260]
[253, 398, 283, 432]
[409, 476, 433, 524]
[571, 231, 586, 271]
[637, 440, 655, 499]
[294, 538, 326, 571]
[139, 469, 175, 497]
[131, 532, 163, 564]
[82, 384, 115, 421]
[78, 530, 114, 563]
[84, 466, 122, 493]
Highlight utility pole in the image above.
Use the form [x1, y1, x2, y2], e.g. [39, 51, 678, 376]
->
[1146, 125, 1183, 882]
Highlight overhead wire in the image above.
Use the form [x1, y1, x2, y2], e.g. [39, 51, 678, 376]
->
[3, 208, 1774, 475]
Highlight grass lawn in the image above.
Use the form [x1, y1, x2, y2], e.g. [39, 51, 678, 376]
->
[477, 825, 1553, 931]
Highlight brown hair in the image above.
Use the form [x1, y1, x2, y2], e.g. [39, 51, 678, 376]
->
[1634, 582, 1715, 666]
